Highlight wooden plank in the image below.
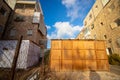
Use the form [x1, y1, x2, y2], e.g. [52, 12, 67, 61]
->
[84, 50, 96, 60]
[96, 50, 108, 59]
[51, 40, 61, 49]
[62, 40, 72, 49]
[50, 50, 61, 60]
[95, 41, 105, 49]
[85, 60, 97, 70]
[61, 60, 72, 71]
[50, 60, 60, 72]
[73, 41, 84, 49]
[73, 50, 85, 60]
[73, 60, 83, 71]
[97, 60, 109, 71]
[84, 41, 95, 49]
[62, 50, 72, 60]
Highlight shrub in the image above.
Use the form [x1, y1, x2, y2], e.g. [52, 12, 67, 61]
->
[44, 49, 50, 65]
[108, 54, 120, 65]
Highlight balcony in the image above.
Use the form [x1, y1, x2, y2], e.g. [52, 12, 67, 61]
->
[17, 0, 36, 4]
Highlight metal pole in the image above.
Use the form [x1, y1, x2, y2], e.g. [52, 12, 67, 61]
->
[11, 36, 23, 80]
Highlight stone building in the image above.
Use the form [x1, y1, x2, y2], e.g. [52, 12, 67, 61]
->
[0, 0, 47, 69]
[0, 0, 15, 39]
[76, 0, 120, 54]
[3, 0, 47, 47]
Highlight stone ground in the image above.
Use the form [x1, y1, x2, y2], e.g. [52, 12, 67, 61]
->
[43, 65, 120, 80]
[0, 65, 120, 80]
[52, 71, 120, 80]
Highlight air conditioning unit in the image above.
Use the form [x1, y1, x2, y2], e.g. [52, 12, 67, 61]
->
[32, 12, 40, 24]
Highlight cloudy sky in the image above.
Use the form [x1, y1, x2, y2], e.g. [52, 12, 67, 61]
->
[40, 0, 95, 48]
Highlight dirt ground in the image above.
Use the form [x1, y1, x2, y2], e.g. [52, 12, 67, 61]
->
[0, 65, 120, 80]
[41, 65, 120, 80]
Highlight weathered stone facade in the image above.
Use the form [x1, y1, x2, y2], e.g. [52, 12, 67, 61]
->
[3, 0, 47, 47]
[0, 0, 12, 39]
[76, 0, 120, 54]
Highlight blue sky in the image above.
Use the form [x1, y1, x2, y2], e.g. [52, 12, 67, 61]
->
[40, 0, 95, 48]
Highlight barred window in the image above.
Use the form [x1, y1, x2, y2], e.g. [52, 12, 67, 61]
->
[27, 29, 32, 36]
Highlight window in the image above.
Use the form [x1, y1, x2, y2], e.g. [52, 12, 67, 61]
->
[116, 37, 120, 48]
[109, 3, 115, 12]
[32, 12, 40, 24]
[104, 35, 107, 39]
[0, 25, 4, 34]
[107, 48, 112, 55]
[89, 14, 92, 20]
[0, 7, 6, 16]
[10, 29, 16, 36]
[114, 18, 120, 26]
[94, 34, 96, 39]
[95, 5, 98, 8]
[84, 21, 87, 26]
[14, 15, 24, 22]
[100, 22, 103, 25]
[110, 18, 120, 29]
[91, 24, 94, 29]
[27, 29, 32, 36]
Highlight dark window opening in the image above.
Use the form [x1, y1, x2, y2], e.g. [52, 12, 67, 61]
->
[116, 37, 120, 48]
[0, 7, 6, 16]
[91, 24, 94, 29]
[27, 29, 32, 36]
[14, 15, 25, 22]
[101, 22, 103, 25]
[104, 35, 107, 39]
[107, 48, 112, 55]
[84, 21, 87, 26]
[89, 14, 92, 20]
[114, 18, 120, 26]
[95, 5, 98, 8]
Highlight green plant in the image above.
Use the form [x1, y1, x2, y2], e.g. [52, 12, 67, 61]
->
[108, 54, 120, 65]
[44, 49, 50, 65]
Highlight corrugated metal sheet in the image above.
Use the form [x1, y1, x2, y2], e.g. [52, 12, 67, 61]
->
[0, 40, 40, 69]
[50, 39, 109, 71]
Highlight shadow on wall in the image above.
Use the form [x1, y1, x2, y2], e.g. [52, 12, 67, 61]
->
[89, 67, 101, 80]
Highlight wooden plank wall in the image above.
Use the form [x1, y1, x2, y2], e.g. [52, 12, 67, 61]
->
[50, 40, 109, 72]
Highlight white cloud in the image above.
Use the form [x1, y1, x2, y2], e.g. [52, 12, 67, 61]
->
[62, 0, 94, 21]
[46, 25, 51, 29]
[62, 0, 80, 21]
[62, 0, 76, 8]
[47, 22, 83, 39]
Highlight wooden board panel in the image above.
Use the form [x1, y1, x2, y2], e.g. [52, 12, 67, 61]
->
[51, 40, 61, 49]
[96, 50, 108, 59]
[84, 41, 95, 49]
[85, 60, 97, 70]
[50, 50, 61, 60]
[50, 60, 60, 71]
[73, 41, 84, 49]
[95, 41, 105, 49]
[62, 40, 72, 49]
[62, 50, 72, 59]
[73, 60, 83, 71]
[61, 60, 72, 71]
[97, 60, 109, 71]
[73, 50, 85, 60]
[50, 40, 109, 71]
[85, 50, 96, 60]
